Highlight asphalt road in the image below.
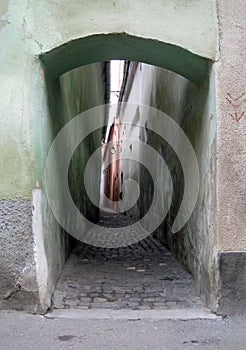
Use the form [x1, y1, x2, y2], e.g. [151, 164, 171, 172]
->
[0, 311, 246, 349]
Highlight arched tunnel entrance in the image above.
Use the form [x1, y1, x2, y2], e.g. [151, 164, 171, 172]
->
[39, 34, 216, 313]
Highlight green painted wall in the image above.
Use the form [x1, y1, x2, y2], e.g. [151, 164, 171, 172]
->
[25, 0, 219, 60]
[0, 0, 218, 199]
[41, 35, 209, 86]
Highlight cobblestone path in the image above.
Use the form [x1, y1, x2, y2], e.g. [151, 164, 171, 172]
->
[53, 212, 205, 311]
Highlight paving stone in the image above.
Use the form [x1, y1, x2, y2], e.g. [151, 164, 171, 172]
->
[143, 297, 156, 302]
[76, 305, 90, 309]
[52, 211, 206, 311]
[91, 304, 107, 309]
[80, 297, 91, 303]
[137, 305, 152, 310]
[64, 300, 79, 307]
[94, 297, 107, 303]
[53, 301, 65, 309]
[165, 302, 178, 308]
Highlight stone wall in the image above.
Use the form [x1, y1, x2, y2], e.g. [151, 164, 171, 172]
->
[0, 200, 39, 312]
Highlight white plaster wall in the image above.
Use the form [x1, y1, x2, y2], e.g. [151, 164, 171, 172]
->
[215, 0, 246, 251]
[32, 189, 50, 310]
[118, 62, 217, 308]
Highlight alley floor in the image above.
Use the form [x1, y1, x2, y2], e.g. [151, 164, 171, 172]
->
[53, 211, 206, 312]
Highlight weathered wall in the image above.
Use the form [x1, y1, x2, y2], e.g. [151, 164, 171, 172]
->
[215, 0, 246, 251]
[34, 62, 107, 311]
[0, 0, 48, 311]
[25, 0, 218, 61]
[119, 62, 216, 310]
[174, 70, 217, 310]
[214, 0, 246, 314]
[0, 61, 107, 311]
[0, 200, 40, 312]
[39, 63, 107, 310]
[60, 64, 106, 218]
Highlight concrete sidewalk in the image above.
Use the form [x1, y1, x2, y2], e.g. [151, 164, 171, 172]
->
[0, 310, 245, 350]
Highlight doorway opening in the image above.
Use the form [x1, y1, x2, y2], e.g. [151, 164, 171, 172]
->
[45, 59, 210, 312]
[39, 34, 215, 312]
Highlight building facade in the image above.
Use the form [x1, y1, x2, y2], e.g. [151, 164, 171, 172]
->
[0, 0, 245, 315]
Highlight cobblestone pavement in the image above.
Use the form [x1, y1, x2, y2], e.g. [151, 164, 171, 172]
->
[53, 212, 205, 311]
